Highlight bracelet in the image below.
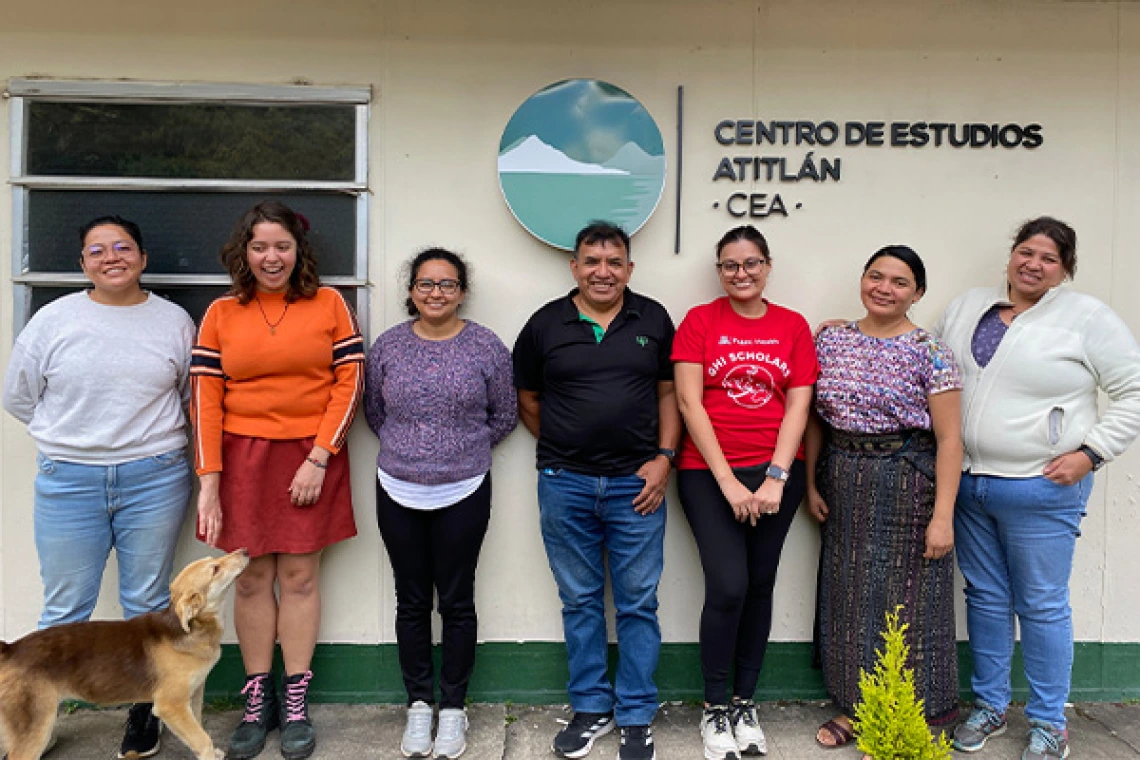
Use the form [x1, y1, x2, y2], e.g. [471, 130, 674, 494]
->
[306, 456, 328, 470]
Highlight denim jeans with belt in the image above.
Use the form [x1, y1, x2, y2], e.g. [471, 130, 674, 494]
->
[538, 468, 666, 727]
[955, 471, 1091, 730]
[34, 449, 191, 628]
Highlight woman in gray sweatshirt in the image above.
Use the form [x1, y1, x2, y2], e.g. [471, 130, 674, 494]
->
[2, 214, 195, 759]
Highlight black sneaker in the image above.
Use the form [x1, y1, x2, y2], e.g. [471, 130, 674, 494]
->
[119, 702, 162, 759]
[227, 673, 280, 760]
[618, 725, 655, 760]
[552, 711, 616, 758]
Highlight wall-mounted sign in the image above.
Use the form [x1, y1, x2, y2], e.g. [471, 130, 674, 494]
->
[498, 79, 666, 251]
[710, 118, 1043, 219]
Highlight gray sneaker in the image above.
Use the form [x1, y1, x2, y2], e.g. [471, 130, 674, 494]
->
[402, 701, 434, 758]
[953, 705, 1008, 752]
[434, 708, 469, 759]
[1022, 721, 1070, 760]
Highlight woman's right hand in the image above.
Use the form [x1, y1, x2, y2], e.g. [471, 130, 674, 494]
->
[197, 473, 223, 547]
[806, 485, 829, 522]
[813, 318, 848, 337]
[717, 475, 756, 523]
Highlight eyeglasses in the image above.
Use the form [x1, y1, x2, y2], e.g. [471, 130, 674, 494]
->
[413, 278, 461, 295]
[84, 242, 139, 260]
[715, 258, 768, 275]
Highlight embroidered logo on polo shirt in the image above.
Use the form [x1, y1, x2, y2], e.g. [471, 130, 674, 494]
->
[636, 335, 649, 347]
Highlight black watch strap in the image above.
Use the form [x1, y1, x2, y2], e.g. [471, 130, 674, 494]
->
[658, 447, 676, 464]
[1079, 445, 1104, 471]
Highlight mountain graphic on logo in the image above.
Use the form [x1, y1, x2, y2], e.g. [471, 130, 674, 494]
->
[601, 142, 666, 176]
[498, 135, 628, 175]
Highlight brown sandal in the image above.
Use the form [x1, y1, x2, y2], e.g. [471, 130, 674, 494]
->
[816, 717, 855, 748]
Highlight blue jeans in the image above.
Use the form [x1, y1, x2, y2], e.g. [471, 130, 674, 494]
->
[538, 468, 666, 726]
[34, 449, 191, 628]
[955, 472, 1091, 729]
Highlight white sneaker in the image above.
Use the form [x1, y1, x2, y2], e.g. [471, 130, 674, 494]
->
[730, 700, 767, 756]
[433, 708, 469, 759]
[700, 706, 741, 760]
[402, 700, 434, 758]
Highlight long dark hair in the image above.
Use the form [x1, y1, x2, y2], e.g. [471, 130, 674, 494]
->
[220, 201, 320, 303]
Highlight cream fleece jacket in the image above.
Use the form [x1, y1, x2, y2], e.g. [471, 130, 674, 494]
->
[934, 283, 1140, 477]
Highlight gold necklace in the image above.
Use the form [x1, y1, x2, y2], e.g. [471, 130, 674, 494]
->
[254, 295, 289, 335]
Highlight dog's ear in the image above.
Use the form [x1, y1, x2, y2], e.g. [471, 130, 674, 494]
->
[175, 591, 205, 632]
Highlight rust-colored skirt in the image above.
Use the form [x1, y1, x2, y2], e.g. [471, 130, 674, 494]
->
[201, 433, 357, 557]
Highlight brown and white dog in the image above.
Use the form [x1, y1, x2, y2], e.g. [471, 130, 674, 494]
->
[0, 549, 249, 760]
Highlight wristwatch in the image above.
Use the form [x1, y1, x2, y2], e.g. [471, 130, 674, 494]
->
[1078, 445, 1104, 471]
[658, 447, 676, 465]
[766, 464, 789, 482]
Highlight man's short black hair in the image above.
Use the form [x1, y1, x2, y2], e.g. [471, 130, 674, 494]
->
[574, 220, 630, 259]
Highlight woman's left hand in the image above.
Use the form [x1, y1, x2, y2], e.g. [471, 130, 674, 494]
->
[1044, 450, 1094, 486]
[289, 450, 329, 507]
[924, 516, 954, 560]
[751, 478, 785, 526]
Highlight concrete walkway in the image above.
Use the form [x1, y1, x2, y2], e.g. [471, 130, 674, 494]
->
[35, 701, 1140, 759]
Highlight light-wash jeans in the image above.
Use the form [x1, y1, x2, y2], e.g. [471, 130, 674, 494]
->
[538, 468, 666, 727]
[34, 449, 191, 628]
[955, 471, 1092, 730]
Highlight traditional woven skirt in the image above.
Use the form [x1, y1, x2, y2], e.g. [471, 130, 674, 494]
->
[815, 428, 958, 724]
[202, 433, 357, 557]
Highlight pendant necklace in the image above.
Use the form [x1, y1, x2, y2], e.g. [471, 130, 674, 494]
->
[255, 295, 289, 335]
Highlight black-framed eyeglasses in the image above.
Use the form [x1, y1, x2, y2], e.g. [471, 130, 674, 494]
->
[715, 258, 768, 275]
[414, 278, 461, 295]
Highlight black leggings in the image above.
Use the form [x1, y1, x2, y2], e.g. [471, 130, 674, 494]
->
[375, 474, 491, 708]
[678, 461, 806, 705]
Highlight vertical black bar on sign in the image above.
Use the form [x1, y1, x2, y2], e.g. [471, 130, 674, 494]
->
[675, 85, 684, 254]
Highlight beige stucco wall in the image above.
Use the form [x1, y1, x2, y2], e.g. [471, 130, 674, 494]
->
[1, 0, 1138, 646]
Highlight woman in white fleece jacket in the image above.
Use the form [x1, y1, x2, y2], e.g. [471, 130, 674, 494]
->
[935, 217, 1140, 760]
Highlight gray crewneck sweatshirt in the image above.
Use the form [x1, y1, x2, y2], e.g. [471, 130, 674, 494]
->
[3, 292, 196, 464]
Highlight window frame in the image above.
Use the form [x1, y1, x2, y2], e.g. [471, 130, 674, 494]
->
[7, 78, 372, 331]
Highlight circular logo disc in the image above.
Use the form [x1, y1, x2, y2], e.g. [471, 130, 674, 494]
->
[498, 79, 667, 251]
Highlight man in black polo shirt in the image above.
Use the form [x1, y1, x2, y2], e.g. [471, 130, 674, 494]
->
[513, 221, 680, 760]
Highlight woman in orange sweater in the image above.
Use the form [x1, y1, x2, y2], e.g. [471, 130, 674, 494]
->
[191, 201, 363, 760]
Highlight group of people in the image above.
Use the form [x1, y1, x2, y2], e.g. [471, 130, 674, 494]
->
[4, 206, 1140, 760]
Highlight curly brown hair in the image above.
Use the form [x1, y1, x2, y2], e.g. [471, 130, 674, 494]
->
[220, 200, 321, 303]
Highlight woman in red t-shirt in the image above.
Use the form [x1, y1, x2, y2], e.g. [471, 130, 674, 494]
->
[672, 225, 818, 759]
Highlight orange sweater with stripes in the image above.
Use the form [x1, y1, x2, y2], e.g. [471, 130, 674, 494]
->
[190, 287, 364, 475]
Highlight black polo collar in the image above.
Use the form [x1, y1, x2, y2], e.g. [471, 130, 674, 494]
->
[559, 288, 645, 324]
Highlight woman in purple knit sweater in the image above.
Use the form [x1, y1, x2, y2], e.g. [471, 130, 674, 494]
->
[364, 248, 517, 759]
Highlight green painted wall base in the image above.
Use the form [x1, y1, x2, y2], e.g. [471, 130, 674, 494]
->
[204, 641, 1140, 704]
